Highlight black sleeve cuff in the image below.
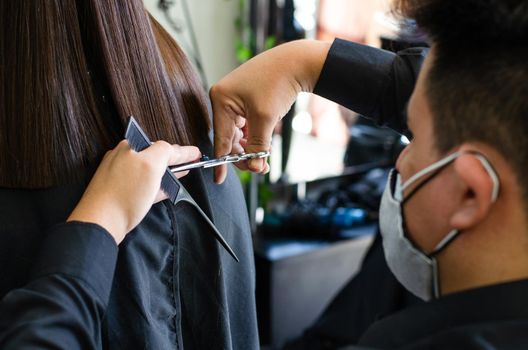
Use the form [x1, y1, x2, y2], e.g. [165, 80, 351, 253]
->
[30, 221, 119, 306]
[314, 39, 396, 119]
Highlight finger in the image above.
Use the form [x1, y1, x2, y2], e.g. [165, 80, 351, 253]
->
[239, 138, 273, 153]
[213, 122, 236, 158]
[167, 145, 201, 166]
[232, 138, 249, 168]
[235, 138, 272, 171]
[116, 139, 130, 148]
[235, 115, 246, 129]
[231, 143, 245, 155]
[248, 155, 267, 172]
[231, 128, 245, 154]
[212, 102, 239, 184]
[245, 112, 276, 172]
[234, 160, 250, 171]
[172, 169, 190, 180]
[233, 128, 244, 145]
[211, 95, 241, 157]
[138, 140, 174, 167]
[100, 149, 115, 163]
[239, 138, 248, 149]
[234, 159, 269, 173]
[103, 140, 128, 164]
[214, 164, 228, 185]
[115, 139, 132, 154]
[141, 141, 200, 168]
[262, 162, 270, 174]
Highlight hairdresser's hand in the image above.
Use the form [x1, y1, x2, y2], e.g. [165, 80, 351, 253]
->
[68, 140, 200, 244]
[210, 40, 330, 183]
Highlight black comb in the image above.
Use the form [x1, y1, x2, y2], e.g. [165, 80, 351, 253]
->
[124, 116, 239, 262]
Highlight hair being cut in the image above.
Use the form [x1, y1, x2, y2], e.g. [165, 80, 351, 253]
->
[0, 0, 210, 188]
[393, 0, 528, 200]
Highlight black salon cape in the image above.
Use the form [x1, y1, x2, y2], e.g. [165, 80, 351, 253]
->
[288, 39, 528, 349]
[0, 139, 259, 349]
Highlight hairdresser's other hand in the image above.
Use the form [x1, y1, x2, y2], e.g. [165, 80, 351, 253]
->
[210, 39, 330, 184]
[68, 140, 200, 244]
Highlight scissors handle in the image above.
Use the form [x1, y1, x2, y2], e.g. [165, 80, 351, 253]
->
[170, 151, 270, 173]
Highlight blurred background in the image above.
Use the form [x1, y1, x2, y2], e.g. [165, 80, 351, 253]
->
[144, 0, 399, 183]
[144, 1, 424, 348]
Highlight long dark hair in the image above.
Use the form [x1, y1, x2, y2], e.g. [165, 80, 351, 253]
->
[0, 0, 210, 188]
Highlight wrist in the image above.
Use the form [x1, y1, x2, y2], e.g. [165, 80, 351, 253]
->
[286, 40, 331, 93]
[68, 198, 128, 244]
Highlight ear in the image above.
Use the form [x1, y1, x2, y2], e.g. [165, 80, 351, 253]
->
[449, 152, 496, 230]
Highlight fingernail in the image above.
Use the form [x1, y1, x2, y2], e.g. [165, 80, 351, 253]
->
[249, 159, 262, 172]
[214, 169, 226, 184]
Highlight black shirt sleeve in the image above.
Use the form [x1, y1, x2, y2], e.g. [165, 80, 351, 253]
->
[0, 221, 118, 350]
[313, 39, 428, 134]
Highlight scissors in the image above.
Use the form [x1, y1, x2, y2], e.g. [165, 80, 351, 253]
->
[170, 151, 271, 173]
[125, 116, 242, 261]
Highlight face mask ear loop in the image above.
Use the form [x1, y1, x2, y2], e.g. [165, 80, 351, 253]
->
[472, 154, 500, 202]
[430, 230, 460, 300]
[401, 152, 463, 194]
[401, 167, 446, 205]
[430, 229, 460, 257]
[401, 152, 463, 205]
[428, 154, 500, 255]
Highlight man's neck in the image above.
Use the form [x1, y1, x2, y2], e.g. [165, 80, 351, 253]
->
[438, 209, 528, 297]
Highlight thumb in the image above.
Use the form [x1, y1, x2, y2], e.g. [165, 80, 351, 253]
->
[245, 116, 275, 172]
[211, 93, 239, 184]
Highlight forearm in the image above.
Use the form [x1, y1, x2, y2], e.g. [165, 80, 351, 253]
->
[266, 39, 426, 133]
[284, 40, 332, 94]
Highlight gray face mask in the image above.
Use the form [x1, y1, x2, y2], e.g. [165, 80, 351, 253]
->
[379, 151, 500, 301]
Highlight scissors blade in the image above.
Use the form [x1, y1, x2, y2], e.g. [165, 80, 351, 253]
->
[170, 151, 270, 173]
[169, 159, 214, 172]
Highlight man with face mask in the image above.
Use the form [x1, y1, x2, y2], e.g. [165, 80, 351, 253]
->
[211, 0, 528, 348]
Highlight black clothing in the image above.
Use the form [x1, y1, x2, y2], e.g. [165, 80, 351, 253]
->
[301, 241, 528, 350]
[0, 140, 259, 349]
[291, 39, 528, 350]
[314, 39, 427, 134]
[355, 279, 528, 349]
[284, 39, 426, 350]
[0, 222, 118, 349]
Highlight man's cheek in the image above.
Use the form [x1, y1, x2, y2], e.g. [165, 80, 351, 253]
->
[396, 145, 412, 175]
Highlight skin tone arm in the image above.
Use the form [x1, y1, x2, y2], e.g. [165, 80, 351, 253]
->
[68, 139, 200, 243]
[210, 39, 331, 184]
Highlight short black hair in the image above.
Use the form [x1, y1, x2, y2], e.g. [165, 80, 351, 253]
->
[395, 0, 528, 46]
[395, 0, 528, 202]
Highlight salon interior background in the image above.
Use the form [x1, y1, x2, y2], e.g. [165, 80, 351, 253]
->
[143, 1, 397, 348]
[145, 0, 394, 184]
[144, 0, 241, 87]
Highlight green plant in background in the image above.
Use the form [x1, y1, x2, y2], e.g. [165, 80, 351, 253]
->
[237, 168, 252, 186]
[258, 179, 275, 209]
[234, 0, 254, 62]
[233, 0, 276, 63]
[265, 35, 277, 51]
[234, 0, 254, 63]
[231, 0, 277, 222]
